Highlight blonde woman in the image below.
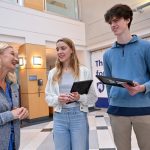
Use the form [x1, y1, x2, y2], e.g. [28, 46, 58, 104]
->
[0, 42, 28, 150]
[45, 38, 96, 150]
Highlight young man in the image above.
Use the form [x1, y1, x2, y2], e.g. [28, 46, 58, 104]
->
[103, 4, 150, 150]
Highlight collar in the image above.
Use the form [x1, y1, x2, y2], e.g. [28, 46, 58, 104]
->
[112, 35, 139, 48]
[6, 79, 13, 85]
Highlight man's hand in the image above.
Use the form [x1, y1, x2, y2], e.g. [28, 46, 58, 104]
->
[122, 82, 145, 96]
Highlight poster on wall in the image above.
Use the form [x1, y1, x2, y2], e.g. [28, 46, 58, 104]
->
[91, 50, 109, 108]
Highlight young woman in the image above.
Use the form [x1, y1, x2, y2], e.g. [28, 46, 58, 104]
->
[45, 38, 96, 150]
[0, 42, 28, 150]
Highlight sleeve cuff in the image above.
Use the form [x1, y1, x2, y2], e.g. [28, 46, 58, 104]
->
[144, 83, 150, 94]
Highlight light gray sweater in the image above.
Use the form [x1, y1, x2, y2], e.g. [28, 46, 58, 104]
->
[0, 82, 20, 150]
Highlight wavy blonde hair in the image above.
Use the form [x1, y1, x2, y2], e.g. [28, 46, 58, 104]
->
[53, 38, 80, 83]
[0, 41, 17, 83]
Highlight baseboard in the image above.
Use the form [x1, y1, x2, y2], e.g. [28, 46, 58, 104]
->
[21, 116, 53, 127]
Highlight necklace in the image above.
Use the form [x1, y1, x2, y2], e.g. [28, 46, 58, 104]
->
[65, 67, 69, 71]
[63, 66, 71, 72]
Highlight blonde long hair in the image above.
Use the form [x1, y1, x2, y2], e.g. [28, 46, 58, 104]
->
[0, 42, 17, 83]
[53, 38, 80, 83]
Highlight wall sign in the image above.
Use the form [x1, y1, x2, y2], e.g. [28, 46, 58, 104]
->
[91, 50, 108, 107]
[29, 75, 37, 81]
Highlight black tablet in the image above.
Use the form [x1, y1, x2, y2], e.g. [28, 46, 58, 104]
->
[96, 75, 134, 88]
[70, 80, 93, 94]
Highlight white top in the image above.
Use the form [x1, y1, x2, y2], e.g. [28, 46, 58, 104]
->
[59, 72, 80, 108]
[45, 65, 97, 112]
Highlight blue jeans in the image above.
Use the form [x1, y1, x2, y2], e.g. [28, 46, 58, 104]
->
[53, 107, 89, 150]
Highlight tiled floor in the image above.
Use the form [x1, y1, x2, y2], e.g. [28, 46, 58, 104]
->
[20, 108, 139, 150]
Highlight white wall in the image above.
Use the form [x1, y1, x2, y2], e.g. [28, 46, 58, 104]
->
[0, 1, 85, 48]
[77, 50, 91, 71]
[1, 0, 150, 71]
[80, 0, 150, 50]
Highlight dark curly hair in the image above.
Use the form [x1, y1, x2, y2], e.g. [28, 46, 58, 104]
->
[104, 4, 133, 28]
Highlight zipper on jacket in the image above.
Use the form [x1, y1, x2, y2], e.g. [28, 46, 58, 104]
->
[117, 42, 126, 57]
[122, 45, 125, 57]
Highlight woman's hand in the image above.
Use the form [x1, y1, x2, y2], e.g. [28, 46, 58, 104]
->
[122, 82, 146, 96]
[69, 92, 80, 102]
[12, 107, 29, 120]
[58, 93, 70, 104]
[18, 107, 29, 120]
[11, 108, 20, 119]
